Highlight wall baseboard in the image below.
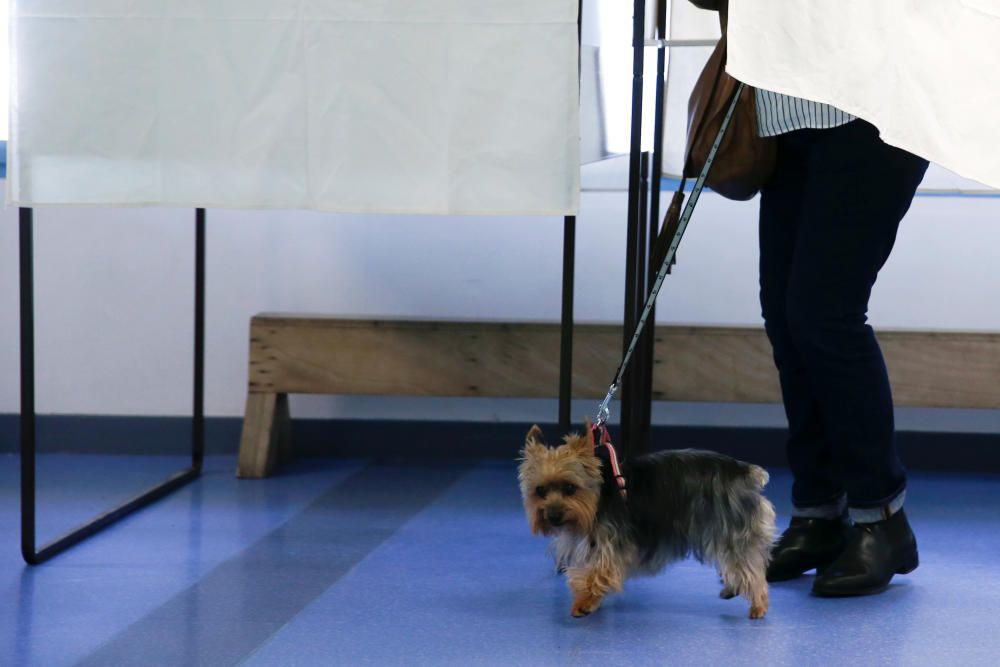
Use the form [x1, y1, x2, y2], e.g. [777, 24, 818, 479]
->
[1, 412, 997, 474]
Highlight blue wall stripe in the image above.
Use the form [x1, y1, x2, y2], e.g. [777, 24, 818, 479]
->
[1, 413, 997, 472]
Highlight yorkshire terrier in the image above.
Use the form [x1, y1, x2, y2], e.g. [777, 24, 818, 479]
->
[518, 420, 775, 619]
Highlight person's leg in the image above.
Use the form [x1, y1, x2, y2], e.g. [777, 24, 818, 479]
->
[785, 119, 927, 514]
[759, 129, 852, 581]
[780, 119, 928, 595]
[759, 130, 845, 515]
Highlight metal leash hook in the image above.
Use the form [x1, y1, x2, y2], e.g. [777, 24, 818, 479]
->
[594, 383, 618, 428]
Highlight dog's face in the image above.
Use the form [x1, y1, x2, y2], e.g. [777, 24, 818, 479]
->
[517, 424, 603, 537]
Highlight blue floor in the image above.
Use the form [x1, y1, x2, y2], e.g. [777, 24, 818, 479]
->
[2, 454, 1000, 666]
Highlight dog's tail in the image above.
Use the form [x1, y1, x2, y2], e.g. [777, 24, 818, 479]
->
[748, 464, 769, 489]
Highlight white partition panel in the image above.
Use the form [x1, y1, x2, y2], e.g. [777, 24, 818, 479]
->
[633, 1, 997, 194]
[660, 0, 721, 178]
[7, 1, 580, 215]
[727, 0, 1000, 191]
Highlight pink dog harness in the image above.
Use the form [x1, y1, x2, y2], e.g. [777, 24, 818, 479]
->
[592, 422, 627, 501]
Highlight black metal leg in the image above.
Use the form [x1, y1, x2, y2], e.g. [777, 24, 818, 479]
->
[194, 208, 206, 469]
[559, 0, 583, 437]
[650, 4, 667, 229]
[632, 153, 651, 452]
[640, 17, 669, 452]
[628, 5, 670, 454]
[622, 0, 648, 458]
[621, 205, 639, 454]
[20, 207, 205, 565]
[559, 215, 576, 435]
[19, 208, 37, 564]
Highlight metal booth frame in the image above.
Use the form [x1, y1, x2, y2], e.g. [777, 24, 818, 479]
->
[19, 207, 206, 565]
[18, 0, 672, 563]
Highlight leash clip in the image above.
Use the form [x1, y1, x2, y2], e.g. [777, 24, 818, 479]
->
[594, 383, 618, 427]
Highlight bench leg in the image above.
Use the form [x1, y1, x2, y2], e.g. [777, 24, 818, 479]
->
[237, 392, 291, 478]
[275, 393, 293, 466]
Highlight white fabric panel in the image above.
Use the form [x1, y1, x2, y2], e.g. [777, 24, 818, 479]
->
[661, 2, 720, 177]
[661, 44, 715, 178]
[726, 0, 1000, 190]
[667, 0, 722, 40]
[580, 0, 658, 159]
[580, 45, 608, 164]
[8, 1, 580, 214]
[921, 164, 995, 194]
[578, 0, 614, 162]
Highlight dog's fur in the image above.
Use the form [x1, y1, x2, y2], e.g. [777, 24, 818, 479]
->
[517, 421, 775, 619]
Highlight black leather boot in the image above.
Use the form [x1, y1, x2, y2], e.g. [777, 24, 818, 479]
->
[812, 508, 918, 597]
[767, 515, 852, 582]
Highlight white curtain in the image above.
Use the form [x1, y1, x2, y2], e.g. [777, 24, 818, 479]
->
[726, 0, 1000, 191]
[660, 0, 721, 179]
[7, 1, 580, 215]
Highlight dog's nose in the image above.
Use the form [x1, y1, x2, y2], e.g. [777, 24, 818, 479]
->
[547, 510, 565, 526]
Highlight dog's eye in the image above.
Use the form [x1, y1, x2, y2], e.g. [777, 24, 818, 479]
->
[535, 485, 547, 499]
[563, 483, 576, 496]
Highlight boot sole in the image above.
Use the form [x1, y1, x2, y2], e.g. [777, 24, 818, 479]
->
[812, 582, 891, 598]
[812, 552, 919, 597]
[766, 559, 837, 583]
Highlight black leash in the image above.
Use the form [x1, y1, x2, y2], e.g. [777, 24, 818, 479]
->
[594, 82, 746, 428]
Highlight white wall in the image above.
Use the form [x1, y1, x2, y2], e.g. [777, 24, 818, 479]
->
[1, 188, 998, 418]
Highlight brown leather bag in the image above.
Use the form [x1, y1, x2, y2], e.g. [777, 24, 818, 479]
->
[684, 31, 775, 201]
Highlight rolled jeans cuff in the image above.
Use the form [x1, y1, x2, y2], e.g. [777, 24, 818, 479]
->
[850, 489, 906, 524]
[792, 494, 847, 519]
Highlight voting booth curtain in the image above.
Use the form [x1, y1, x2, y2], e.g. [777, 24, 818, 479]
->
[725, 0, 1000, 191]
[7, 1, 581, 215]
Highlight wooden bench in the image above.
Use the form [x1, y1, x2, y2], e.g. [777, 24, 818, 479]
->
[236, 313, 1000, 477]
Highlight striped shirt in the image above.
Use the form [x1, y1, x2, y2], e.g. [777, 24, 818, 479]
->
[755, 88, 856, 138]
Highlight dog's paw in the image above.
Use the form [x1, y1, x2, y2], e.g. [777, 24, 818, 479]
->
[749, 604, 767, 619]
[719, 585, 737, 600]
[570, 594, 603, 618]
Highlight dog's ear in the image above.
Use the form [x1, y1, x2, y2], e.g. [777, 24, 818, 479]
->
[561, 418, 594, 455]
[583, 417, 595, 447]
[522, 424, 547, 458]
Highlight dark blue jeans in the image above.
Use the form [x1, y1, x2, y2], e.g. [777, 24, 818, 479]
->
[759, 119, 929, 513]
